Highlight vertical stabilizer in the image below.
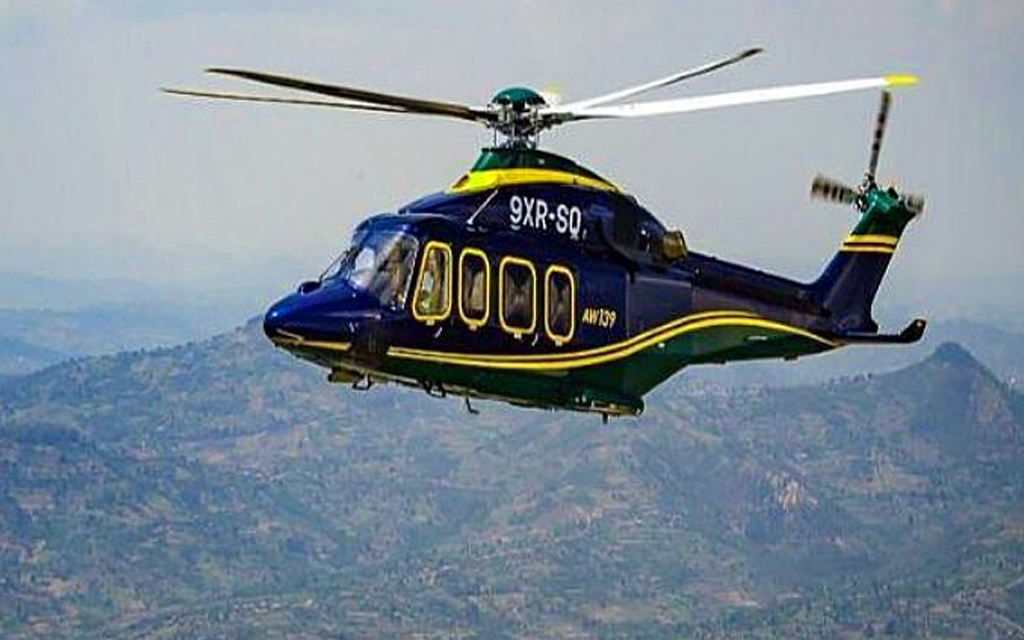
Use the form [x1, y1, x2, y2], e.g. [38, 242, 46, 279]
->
[809, 90, 924, 334]
[813, 187, 920, 333]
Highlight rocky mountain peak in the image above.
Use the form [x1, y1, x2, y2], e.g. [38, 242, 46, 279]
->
[879, 342, 1022, 446]
[931, 341, 979, 366]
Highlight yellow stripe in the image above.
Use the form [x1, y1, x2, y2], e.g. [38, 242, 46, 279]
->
[388, 312, 837, 371]
[884, 74, 919, 87]
[840, 245, 896, 254]
[272, 336, 352, 352]
[845, 234, 898, 246]
[271, 310, 838, 370]
[394, 310, 753, 364]
[448, 169, 619, 194]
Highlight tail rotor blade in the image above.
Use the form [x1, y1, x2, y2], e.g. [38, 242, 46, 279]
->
[867, 90, 891, 182]
[811, 175, 858, 205]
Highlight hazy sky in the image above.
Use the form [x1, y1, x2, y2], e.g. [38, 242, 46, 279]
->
[1, 1, 1022, 314]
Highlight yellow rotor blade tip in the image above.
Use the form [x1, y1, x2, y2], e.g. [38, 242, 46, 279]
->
[884, 74, 920, 87]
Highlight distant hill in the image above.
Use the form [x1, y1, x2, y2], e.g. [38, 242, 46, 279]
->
[0, 268, 296, 377]
[0, 336, 66, 377]
[0, 271, 160, 311]
[1, 322, 1022, 639]
[0, 270, 284, 314]
[0, 306, 237, 360]
[0, 305, 243, 378]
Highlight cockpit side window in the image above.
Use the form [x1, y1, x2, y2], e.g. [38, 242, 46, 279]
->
[369, 236, 418, 310]
[321, 230, 418, 310]
[459, 248, 490, 330]
[499, 256, 536, 338]
[413, 241, 453, 324]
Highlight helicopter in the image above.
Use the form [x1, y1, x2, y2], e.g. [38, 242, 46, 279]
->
[165, 48, 926, 419]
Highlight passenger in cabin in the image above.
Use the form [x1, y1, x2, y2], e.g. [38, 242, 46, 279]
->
[466, 268, 486, 317]
[505, 268, 532, 329]
[417, 249, 447, 316]
[550, 279, 570, 336]
[374, 245, 410, 309]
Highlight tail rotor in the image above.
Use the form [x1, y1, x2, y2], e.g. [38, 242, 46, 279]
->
[810, 90, 924, 215]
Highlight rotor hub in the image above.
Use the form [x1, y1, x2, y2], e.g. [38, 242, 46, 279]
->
[488, 87, 549, 147]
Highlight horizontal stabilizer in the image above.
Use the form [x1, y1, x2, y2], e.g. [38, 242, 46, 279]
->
[836, 318, 926, 345]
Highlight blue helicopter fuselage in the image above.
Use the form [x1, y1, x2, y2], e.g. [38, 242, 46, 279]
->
[264, 148, 922, 416]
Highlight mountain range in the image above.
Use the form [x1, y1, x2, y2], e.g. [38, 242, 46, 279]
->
[1, 320, 1023, 638]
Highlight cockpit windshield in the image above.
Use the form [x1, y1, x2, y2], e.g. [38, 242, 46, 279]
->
[320, 231, 419, 309]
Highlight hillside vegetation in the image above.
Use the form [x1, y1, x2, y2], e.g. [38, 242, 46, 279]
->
[1, 320, 1022, 638]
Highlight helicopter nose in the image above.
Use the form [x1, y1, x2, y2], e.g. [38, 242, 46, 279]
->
[262, 287, 375, 346]
[263, 305, 289, 340]
[263, 293, 315, 341]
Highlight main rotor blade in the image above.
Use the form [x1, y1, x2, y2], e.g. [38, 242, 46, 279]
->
[867, 90, 891, 182]
[556, 47, 763, 111]
[206, 68, 494, 123]
[551, 75, 918, 121]
[162, 88, 411, 113]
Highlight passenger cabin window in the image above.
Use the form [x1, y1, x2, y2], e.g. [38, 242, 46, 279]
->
[545, 266, 575, 345]
[499, 257, 536, 338]
[413, 241, 452, 324]
[459, 249, 489, 329]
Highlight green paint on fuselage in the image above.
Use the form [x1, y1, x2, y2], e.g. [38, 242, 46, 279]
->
[288, 321, 834, 416]
[852, 187, 917, 238]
